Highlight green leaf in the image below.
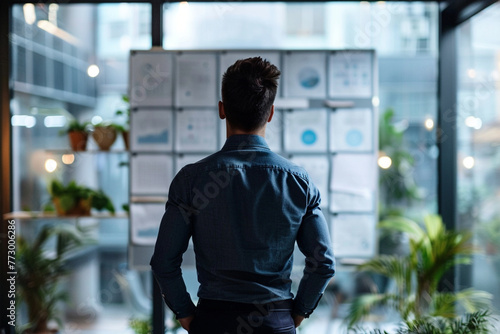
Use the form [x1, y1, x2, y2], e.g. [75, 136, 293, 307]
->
[424, 215, 444, 242]
[346, 294, 398, 328]
[379, 217, 425, 241]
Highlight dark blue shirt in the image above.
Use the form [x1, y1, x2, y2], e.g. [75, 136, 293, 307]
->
[150, 134, 335, 319]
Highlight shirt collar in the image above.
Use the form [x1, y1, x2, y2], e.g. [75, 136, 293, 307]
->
[221, 134, 270, 151]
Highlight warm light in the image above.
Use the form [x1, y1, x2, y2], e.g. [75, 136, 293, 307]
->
[424, 118, 434, 130]
[467, 69, 476, 79]
[62, 154, 75, 165]
[87, 64, 100, 78]
[23, 4, 36, 25]
[48, 3, 59, 25]
[372, 96, 380, 107]
[45, 159, 58, 173]
[180, 1, 190, 8]
[91, 115, 103, 125]
[378, 155, 392, 169]
[11, 115, 36, 128]
[44, 115, 67, 128]
[37, 20, 79, 45]
[465, 116, 482, 129]
[463, 156, 475, 169]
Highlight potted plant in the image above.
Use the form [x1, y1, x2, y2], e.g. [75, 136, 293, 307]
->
[92, 122, 119, 151]
[49, 179, 115, 216]
[350, 310, 493, 333]
[60, 120, 90, 151]
[17, 223, 93, 334]
[346, 214, 492, 330]
[129, 317, 152, 334]
[115, 94, 130, 150]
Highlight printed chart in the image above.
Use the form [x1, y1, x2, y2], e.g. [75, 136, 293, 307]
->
[283, 52, 326, 98]
[130, 110, 173, 152]
[284, 109, 328, 152]
[330, 108, 373, 152]
[175, 53, 217, 107]
[130, 52, 174, 107]
[329, 51, 373, 98]
[175, 109, 218, 152]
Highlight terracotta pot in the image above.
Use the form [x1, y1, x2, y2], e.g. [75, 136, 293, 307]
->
[92, 126, 117, 151]
[68, 131, 88, 151]
[53, 197, 91, 216]
[122, 130, 129, 150]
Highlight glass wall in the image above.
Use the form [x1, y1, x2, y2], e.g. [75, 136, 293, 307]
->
[10, 3, 150, 332]
[164, 1, 439, 219]
[457, 3, 500, 310]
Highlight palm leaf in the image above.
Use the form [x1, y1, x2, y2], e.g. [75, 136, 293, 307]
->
[346, 293, 398, 328]
[379, 217, 425, 241]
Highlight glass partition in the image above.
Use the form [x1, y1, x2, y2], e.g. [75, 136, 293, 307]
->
[10, 3, 151, 332]
[457, 2, 500, 310]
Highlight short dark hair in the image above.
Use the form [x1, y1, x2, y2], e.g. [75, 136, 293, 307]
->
[221, 57, 281, 132]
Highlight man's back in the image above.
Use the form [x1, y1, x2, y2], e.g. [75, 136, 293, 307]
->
[181, 135, 316, 303]
[151, 57, 334, 333]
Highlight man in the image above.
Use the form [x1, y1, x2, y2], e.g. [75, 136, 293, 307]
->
[151, 57, 335, 334]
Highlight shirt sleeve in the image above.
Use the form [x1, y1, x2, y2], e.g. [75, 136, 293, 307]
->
[150, 169, 196, 319]
[293, 180, 335, 317]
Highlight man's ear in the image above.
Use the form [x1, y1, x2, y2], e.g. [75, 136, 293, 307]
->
[267, 105, 275, 123]
[218, 101, 226, 120]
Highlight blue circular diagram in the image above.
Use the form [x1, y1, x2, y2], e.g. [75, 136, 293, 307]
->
[298, 67, 320, 89]
[302, 130, 317, 145]
[346, 129, 363, 147]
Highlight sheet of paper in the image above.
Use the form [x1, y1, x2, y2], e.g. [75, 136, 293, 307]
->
[175, 53, 217, 107]
[175, 109, 218, 152]
[330, 108, 373, 152]
[219, 51, 281, 91]
[330, 186, 374, 213]
[331, 214, 376, 257]
[130, 109, 173, 152]
[130, 203, 165, 246]
[131, 154, 172, 195]
[329, 51, 373, 98]
[290, 155, 329, 208]
[283, 52, 327, 98]
[175, 154, 207, 174]
[330, 154, 377, 213]
[130, 52, 173, 107]
[284, 109, 328, 152]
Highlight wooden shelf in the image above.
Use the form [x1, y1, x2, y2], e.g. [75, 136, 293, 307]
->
[43, 149, 129, 154]
[3, 211, 128, 220]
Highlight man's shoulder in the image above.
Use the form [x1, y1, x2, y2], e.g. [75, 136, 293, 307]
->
[180, 150, 309, 179]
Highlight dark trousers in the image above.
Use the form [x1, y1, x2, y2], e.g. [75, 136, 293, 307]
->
[189, 299, 296, 334]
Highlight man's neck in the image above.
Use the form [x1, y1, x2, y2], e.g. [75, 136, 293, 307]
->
[226, 125, 266, 139]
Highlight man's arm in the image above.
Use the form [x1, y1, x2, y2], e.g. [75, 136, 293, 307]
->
[150, 171, 196, 321]
[294, 182, 335, 319]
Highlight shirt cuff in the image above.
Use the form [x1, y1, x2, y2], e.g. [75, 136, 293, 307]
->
[292, 293, 324, 318]
[162, 294, 196, 319]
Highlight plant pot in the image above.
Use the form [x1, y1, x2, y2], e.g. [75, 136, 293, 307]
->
[53, 197, 91, 216]
[92, 126, 117, 151]
[122, 130, 129, 150]
[24, 329, 59, 334]
[68, 131, 88, 151]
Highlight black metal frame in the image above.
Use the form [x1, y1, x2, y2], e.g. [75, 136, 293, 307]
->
[1, 1, 498, 333]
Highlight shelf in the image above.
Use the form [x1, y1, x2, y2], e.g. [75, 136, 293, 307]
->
[43, 149, 129, 154]
[130, 196, 168, 203]
[3, 211, 129, 220]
